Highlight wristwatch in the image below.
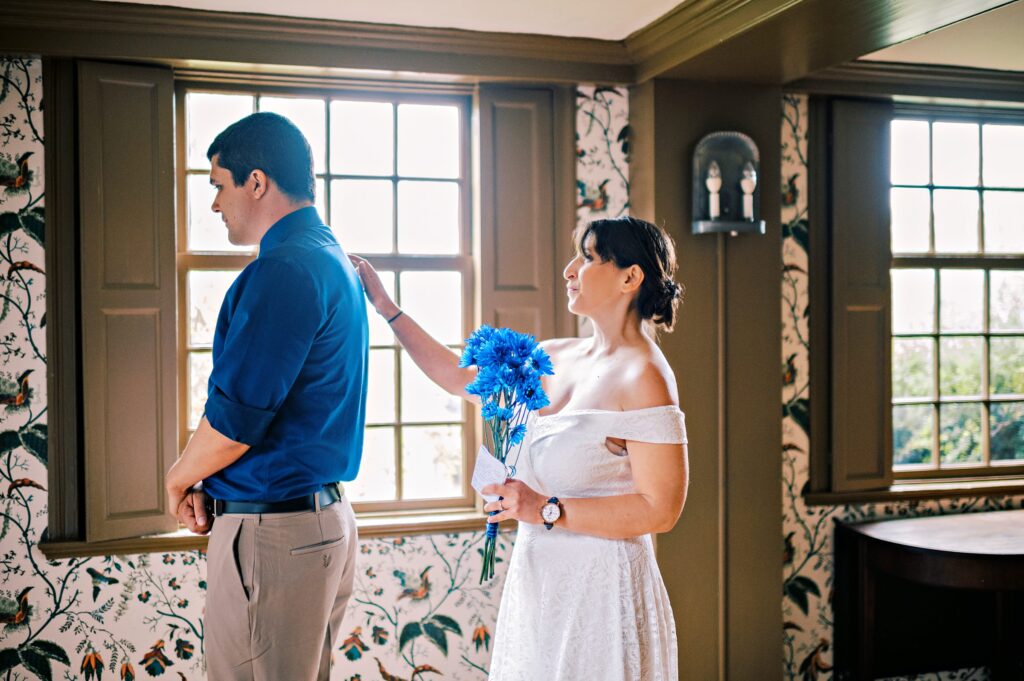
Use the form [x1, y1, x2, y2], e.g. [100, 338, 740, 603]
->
[541, 497, 562, 530]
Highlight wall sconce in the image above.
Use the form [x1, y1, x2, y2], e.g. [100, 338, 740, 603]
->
[692, 131, 765, 236]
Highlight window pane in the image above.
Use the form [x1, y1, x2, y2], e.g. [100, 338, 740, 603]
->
[187, 174, 253, 253]
[991, 271, 1024, 332]
[939, 269, 984, 333]
[330, 100, 393, 176]
[890, 187, 930, 253]
[398, 104, 460, 179]
[259, 96, 326, 174]
[315, 178, 326, 224]
[939, 337, 984, 397]
[991, 402, 1024, 461]
[933, 189, 979, 253]
[991, 337, 1024, 396]
[188, 351, 212, 430]
[891, 120, 929, 185]
[347, 427, 396, 502]
[893, 338, 934, 399]
[366, 350, 396, 424]
[397, 180, 460, 254]
[892, 269, 935, 334]
[982, 124, 1024, 188]
[400, 271, 463, 344]
[331, 179, 394, 254]
[188, 270, 237, 347]
[940, 403, 983, 465]
[186, 92, 254, 169]
[401, 425, 463, 499]
[933, 122, 979, 187]
[366, 270, 396, 346]
[983, 191, 1024, 254]
[400, 352, 462, 423]
[893, 405, 933, 466]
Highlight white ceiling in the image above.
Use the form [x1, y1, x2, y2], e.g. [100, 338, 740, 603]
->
[93, 0, 686, 40]
[863, 0, 1024, 72]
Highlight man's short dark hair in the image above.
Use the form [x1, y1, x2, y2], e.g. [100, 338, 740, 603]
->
[207, 112, 315, 203]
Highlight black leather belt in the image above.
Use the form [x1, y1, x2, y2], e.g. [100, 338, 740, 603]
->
[211, 483, 344, 516]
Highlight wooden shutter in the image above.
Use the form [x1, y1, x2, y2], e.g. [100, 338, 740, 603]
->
[829, 98, 895, 492]
[79, 61, 178, 540]
[478, 86, 570, 339]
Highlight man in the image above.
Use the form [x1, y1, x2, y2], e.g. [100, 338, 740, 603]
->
[165, 112, 368, 680]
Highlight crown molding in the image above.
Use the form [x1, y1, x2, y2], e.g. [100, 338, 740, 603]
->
[0, 0, 634, 84]
[626, 0, 801, 82]
[790, 61, 1024, 103]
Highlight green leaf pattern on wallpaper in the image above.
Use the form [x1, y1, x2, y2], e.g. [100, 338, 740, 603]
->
[780, 94, 1023, 681]
[576, 86, 630, 220]
[0, 60, 632, 680]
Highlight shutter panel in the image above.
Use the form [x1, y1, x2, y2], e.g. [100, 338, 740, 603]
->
[478, 86, 563, 339]
[830, 98, 895, 492]
[79, 61, 178, 540]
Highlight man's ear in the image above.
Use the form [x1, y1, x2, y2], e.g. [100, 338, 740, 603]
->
[622, 264, 644, 293]
[249, 169, 269, 199]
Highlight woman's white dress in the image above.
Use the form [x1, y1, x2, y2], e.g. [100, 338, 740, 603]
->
[488, 406, 687, 681]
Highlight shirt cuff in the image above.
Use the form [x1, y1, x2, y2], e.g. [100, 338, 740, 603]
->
[204, 388, 276, 446]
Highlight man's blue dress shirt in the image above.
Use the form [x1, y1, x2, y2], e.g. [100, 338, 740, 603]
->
[202, 206, 368, 502]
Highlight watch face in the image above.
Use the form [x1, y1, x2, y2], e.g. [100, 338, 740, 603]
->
[541, 503, 560, 523]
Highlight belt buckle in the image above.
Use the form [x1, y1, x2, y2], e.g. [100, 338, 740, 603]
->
[212, 498, 225, 517]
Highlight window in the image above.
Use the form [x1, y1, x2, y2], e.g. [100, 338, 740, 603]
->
[43, 64, 568, 555]
[890, 116, 1024, 479]
[809, 97, 1024, 500]
[178, 85, 476, 516]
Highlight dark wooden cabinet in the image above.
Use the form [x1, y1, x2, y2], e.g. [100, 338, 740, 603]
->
[834, 509, 1024, 680]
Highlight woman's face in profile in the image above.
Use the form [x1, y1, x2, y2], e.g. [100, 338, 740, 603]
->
[563, 233, 621, 316]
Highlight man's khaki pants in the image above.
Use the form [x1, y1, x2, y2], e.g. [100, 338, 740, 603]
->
[205, 497, 358, 680]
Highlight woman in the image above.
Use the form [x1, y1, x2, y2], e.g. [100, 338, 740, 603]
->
[351, 216, 689, 680]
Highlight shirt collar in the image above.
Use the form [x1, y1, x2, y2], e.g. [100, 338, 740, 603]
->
[258, 206, 322, 253]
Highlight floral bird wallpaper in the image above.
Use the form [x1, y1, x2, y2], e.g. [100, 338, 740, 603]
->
[0, 58, 630, 681]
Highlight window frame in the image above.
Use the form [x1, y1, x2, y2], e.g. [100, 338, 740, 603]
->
[806, 96, 1024, 504]
[173, 79, 480, 519]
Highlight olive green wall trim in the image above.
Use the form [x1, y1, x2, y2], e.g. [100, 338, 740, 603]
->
[0, 0, 632, 84]
[42, 57, 83, 543]
[790, 61, 1024, 103]
[631, 0, 1015, 84]
[631, 79, 782, 679]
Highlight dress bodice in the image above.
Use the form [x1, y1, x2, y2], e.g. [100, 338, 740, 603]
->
[515, 406, 688, 499]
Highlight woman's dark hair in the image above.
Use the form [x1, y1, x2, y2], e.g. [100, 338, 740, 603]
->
[207, 112, 315, 203]
[576, 216, 684, 332]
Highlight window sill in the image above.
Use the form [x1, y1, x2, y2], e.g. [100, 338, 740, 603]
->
[40, 509, 499, 559]
[804, 477, 1024, 506]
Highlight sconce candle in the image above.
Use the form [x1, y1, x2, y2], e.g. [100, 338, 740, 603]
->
[705, 160, 722, 220]
[740, 161, 757, 221]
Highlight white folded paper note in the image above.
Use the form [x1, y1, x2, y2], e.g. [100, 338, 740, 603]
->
[471, 445, 509, 503]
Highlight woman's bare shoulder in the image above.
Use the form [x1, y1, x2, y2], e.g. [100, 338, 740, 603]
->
[620, 346, 679, 410]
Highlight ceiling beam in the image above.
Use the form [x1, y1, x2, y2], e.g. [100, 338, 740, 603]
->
[0, 0, 634, 84]
[627, 0, 1017, 83]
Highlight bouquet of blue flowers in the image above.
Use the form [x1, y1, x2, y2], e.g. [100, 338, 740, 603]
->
[460, 325, 553, 583]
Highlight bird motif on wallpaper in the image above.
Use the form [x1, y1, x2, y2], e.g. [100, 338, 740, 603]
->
[782, 173, 800, 207]
[140, 639, 174, 676]
[374, 657, 441, 681]
[782, 354, 798, 387]
[86, 567, 120, 602]
[577, 179, 610, 213]
[6, 260, 44, 280]
[0, 369, 33, 407]
[783, 531, 796, 567]
[0, 151, 34, 192]
[6, 477, 45, 497]
[340, 627, 370, 661]
[394, 566, 431, 602]
[0, 586, 33, 626]
[798, 638, 833, 680]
